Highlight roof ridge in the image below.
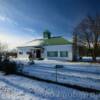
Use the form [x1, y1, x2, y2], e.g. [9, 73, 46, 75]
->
[51, 36, 62, 38]
[28, 38, 43, 43]
[27, 36, 63, 43]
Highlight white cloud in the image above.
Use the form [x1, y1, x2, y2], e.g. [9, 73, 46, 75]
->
[23, 27, 36, 33]
[0, 33, 34, 49]
[0, 15, 17, 25]
[0, 15, 7, 21]
[23, 27, 41, 37]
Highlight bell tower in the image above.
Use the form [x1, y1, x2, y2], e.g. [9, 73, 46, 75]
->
[43, 30, 51, 39]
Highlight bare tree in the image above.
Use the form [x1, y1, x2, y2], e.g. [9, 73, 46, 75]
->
[73, 14, 100, 61]
[0, 42, 8, 53]
[0, 42, 8, 62]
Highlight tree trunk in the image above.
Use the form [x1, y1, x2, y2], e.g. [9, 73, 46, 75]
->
[92, 49, 97, 62]
[72, 32, 78, 61]
[92, 56, 96, 62]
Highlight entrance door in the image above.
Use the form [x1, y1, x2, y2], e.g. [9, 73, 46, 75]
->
[36, 49, 41, 58]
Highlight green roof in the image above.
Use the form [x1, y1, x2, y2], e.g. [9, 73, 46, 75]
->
[43, 37, 72, 46]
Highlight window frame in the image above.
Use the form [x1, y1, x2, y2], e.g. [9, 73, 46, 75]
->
[19, 51, 23, 55]
[60, 51, 68, 57]
[47, 51, 58, 57]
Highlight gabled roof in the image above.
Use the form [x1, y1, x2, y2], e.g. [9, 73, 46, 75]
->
[18, 36, 72, 48]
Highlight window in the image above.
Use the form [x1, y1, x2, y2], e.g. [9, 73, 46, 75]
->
[47, 51, 58, 57]
[26, 51, 31, 55]
[60, 51, 68, 57]
[19, 52, 23, 55]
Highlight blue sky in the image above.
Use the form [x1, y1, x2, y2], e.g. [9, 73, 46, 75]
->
[0, 0, 100, 49]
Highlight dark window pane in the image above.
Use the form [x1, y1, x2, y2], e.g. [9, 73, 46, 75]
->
[19, 52, 23, 55]
[47, 51, 58, 57]
[60, 51, 68, 57]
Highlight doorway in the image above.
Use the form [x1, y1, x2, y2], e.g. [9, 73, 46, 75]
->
[36, 49, 41, 58]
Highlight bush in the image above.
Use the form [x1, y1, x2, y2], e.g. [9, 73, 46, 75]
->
[0, 55, 2, 63]
[2, 59, 18, 75]
[38, 58, 44, 60]
[0, 55, 23, 75]
[28, 61, 35, 65]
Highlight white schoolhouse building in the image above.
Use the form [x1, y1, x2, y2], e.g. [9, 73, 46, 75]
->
[17, 32, 73, 61]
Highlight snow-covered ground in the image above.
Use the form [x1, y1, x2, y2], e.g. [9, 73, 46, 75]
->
[13, 59, 100, 91]
[0, 72, 100, 100]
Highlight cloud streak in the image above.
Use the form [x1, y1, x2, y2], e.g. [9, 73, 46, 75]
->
[0, 32, 35, 49]
[23, 28, 36, 33]
[0, 15, 17, 25]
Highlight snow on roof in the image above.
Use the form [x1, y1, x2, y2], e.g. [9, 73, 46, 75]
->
[18, 39, 44, 47]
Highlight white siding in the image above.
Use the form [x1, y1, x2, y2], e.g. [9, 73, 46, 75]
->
[17, 44, 73, 61]
[17, 47, 34, 59]
[17, 47, 44, 59]
[44, 44, 73, 61]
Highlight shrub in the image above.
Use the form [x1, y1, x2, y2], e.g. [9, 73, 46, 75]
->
[2, 59, 18, 75]
[38, 58, 44, 60]
[0, 55, 23, 75]
[28, 61, 35, 65]
[0, 55, 2, 63]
